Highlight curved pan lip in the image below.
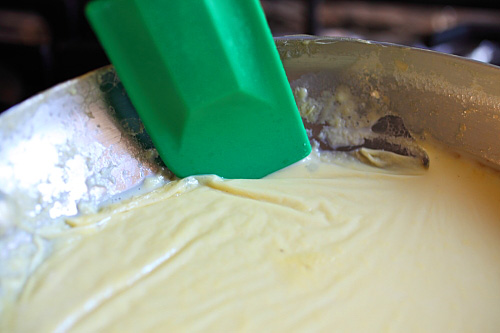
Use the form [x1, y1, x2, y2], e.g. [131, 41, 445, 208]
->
[277, 35, 500, 71]
[0, 36, 499, 226]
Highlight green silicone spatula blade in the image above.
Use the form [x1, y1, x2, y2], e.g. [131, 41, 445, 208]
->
[86, 0, 311, 179]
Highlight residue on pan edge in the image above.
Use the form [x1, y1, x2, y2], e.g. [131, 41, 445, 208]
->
[294, 82, 429, 172]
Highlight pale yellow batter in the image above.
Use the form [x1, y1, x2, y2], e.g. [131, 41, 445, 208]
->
[3, 142, 500, 332]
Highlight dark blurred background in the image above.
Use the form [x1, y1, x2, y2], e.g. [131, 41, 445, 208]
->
[1, 0, 500, 112]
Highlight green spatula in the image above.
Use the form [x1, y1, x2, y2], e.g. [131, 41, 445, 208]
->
[86, 0, 311, 179]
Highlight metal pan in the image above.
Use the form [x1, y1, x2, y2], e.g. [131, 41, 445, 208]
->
[1, 35, 499, 238]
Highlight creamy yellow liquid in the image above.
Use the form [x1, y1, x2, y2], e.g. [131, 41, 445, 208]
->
[4, 143, 500, 332]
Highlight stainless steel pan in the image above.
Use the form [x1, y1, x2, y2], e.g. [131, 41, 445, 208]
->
[2, 35, 500, 225]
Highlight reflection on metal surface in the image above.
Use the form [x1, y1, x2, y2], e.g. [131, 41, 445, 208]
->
[0, 66, 169, 231]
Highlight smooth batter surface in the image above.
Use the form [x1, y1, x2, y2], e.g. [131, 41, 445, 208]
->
[4, 143, 500, 332]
